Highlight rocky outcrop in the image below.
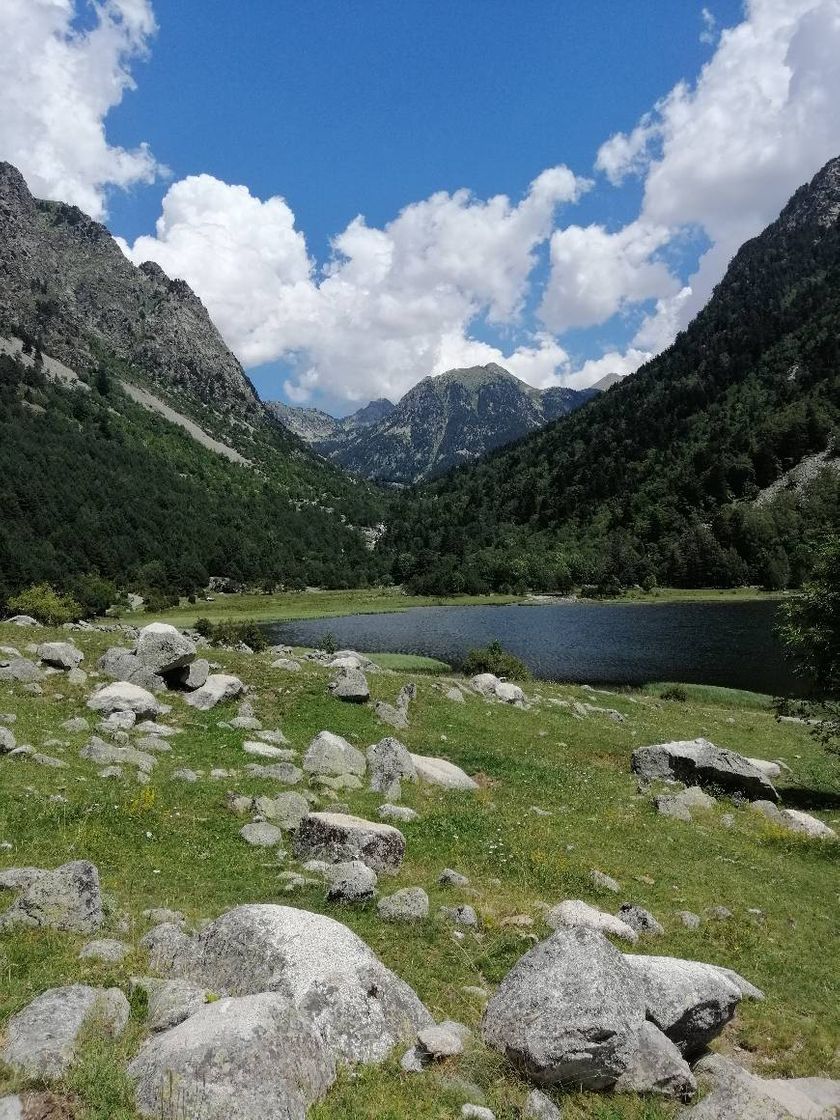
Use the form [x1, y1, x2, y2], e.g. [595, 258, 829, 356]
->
[632, 739, 778, 800]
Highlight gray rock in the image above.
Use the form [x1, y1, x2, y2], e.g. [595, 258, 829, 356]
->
[683, 1053, 840, 1119]
[100, 709, 137, 732]
[546, 899, 638, 943]
[243, 739, 295, 760]
[0, 726, 15, 753]
[136, 622, 196, 674]
[98, 646, 140, 679]
[79, 938, 130, 963]
[590, 869, 620, 893]
[183, 674, 245, 710]
[61, 716, 90, 733]
[244, 761, 303, 784]
[752, 801, 838, 839]
[171, 768, 199, 782]
[37, 641, 83, 669]
[612, 1020, 696, 1099]
[655, 784, 716, 821]
[623, 953, 759, 1054]
[140, 922, 191, 973]
[411, 753, 479, 791]
[272, 657, 301, 672]
[374, 700, 409, 729]
[482, 927, 646, 1089]
[0, 985, 129, 1079]
[240, 822, 284, 848]
[446, 686, 466, 703]
[440, 905, 479, 927]
[632, 739, 778, 801]
[328, 667, 370, 703]
[128, 991, 335, 1120]
[378, 887, 429, 922]
[131, 976, 210, 1031]
[0, 658, 42, 683]
[293, 812, 405, 873]
[303, 730, 367, 780]
[253, 791, 309, 830]
[143, 907, 186, 927]
[135, 734, 172, 753]
[367, 736, 417, 798]
[0, 860, 102, 933]
[678, 910, 701, 929]
[67, 667, 87, 686]
[168, 657, 209, 691]
[417, 1022, 465, 1058]
[378, 803, 419, 823]
[5, 614, 40, 626]
[0, 867, 43, 891]
[617, 903, 664, 936]
[324, 860, 378, 903]
[81, 735, 156, 772]
[522, 1089, 564, 1119]
[461, 1105, 495, 1119]
[438, 868, 470, 887]
[87, 681, 161, 719]
[167, 903, 433, 1063]
[229, 715, 263, 730]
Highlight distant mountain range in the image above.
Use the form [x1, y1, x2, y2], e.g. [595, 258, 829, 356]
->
[269, 364, 598, 484]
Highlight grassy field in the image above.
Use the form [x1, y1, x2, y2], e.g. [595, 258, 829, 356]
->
[0, 622, 838, 1119]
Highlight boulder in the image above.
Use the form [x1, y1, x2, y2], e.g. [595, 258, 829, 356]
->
[617, 903, 665, 937]
[254, 791, 309, 830]
[378, 804, 419, 823]
[482, 927, 646, 1090]
[0, 658, 43, 683]
[438, 868, 469, 887]
[5, 614, 40, 626]
[136, 622, 196, 674]
[128, 992, 335, 1120]
[272, 657, 301, 672]
[328, 667, 370, 703]
[446, 687, 466, 703]
[367, 736, 417, 798]
[622, 953, 759, 1054]
[168, 658, 209, 691]
[753, 801, 838, 840]
[240, 822, 284, 848]
[244, 762, 303, 784]
[683, 1053, 840, 1119]
[183, 673, 245, 710]
[374, 700, 409, 729]
[416, 1022, 465, 1059]
[0, 726, 15, 753]
[0, 860, 102, 933]
[293, 812, 405, 873]
[140, 922, 191, 973]
[87, 681, 161, 719]
[546, 899, 638, 943]
[37, 642, 83, 670]
[378, 887, 429, 922]
[167, 904, 433, 1064]
[612, 1020, 696, 1099]
[745, 757, 784, 780]
[632, 739, 778, 801]
[523, 1089, 564, 1120]
[323, 860, 378, 903]
[131, 976, 211, 1032]
[471, 673, 501, 698]
[655, 785, 716, 821]
[243, 740, 295, 760]
[303, 730, 366, 781]
[97, 646, 142, 680]
[410, 753, 478, 791]
[79, 938, 130, 963]
[0, 985, 129, 1079]
[80, 736, 156, 772]
[440, 904, 478, 927]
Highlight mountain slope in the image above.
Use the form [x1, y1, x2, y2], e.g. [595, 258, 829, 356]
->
[266, 397, 395, 445]
[274, 364, 596, 484]
[385, 157, 840, 593]
[0, 163, 385, 602]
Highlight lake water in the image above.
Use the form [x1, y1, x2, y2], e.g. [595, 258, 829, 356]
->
[266, 599, 801, 695]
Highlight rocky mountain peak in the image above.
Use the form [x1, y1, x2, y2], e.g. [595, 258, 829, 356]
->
[776, 155, 840, 231]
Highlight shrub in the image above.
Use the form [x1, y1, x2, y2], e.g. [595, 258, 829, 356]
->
[660, 684, 688, 702]
[462, 639, 530, 680]
[192, 617, 268, 652]
[321, 631, 338, 656]
[7, 582, 82, 625]
[193, 617, 214, 639]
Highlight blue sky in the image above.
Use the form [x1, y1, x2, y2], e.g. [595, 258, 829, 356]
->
[3, 1, 840, 412]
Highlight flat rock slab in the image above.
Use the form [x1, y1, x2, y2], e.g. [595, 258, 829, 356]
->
[1, 984, 129, 1079]
[684, 1054, 840, 1119]
[167, 903, 433, 1064]
[0, 860, 102, 933]
[128, 992, 335, 1120]
[410, 753, 478, 791]
[632, 738, 778, 801]
[87, 682, 161, 719]
[294, 812, 405, 873]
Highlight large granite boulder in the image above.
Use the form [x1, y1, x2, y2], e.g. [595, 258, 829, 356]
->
[632, 739, 778, 801]
[136, 622, 196, 675]
[37, 642, 83, 670]
[87, 681, 161, 719]
[1, 985, 129, 1079]
[293, 812, 405, 873]
[0, 860, 103, 933]
[303, 731, 366, 781]
[367, 737, 416, 798]
[623, 954, 762, 1054]
[128, 992, 335, 1120]
[482, 927, 647, 1090]
[328, 667, 370, 703]
[167, 904, 433, 1064]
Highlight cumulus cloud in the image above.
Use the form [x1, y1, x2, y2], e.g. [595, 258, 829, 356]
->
[0, 0, 160, 220]
[121, 167, 589, 402]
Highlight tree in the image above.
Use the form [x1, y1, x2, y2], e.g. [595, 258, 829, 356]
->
[776, 534, 840, 753]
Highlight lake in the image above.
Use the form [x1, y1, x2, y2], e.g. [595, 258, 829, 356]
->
[266, 598, 802, 695]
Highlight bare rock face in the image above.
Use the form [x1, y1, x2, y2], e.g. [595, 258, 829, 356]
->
[166, 904, 433, 1064]
[0, 860, 103, 933]
[293, 812, 405, 873]
[128, 992, 336, 1120]
[632, 739, 778, 801]
[1, 984, 129, 1079]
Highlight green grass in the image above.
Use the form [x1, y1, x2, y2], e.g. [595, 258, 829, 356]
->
[367, 652, 452, 674]
[601, 587, 787, 605]
[1, 622, 838, 1119]
[642, 682, 775, 711]
[139, 588, 524, 627]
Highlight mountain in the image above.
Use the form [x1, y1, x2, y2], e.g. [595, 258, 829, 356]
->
[272, 364, 596, 484]
[0, 163, 385, 604]
[385, 157, 840, 594]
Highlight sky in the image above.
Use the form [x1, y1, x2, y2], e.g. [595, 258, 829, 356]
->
[2, 1, 840, 415]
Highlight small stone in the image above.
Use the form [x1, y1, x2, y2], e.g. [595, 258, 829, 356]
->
[546, 899, 637, 943]
[79, 938, 130, 963]
[523, 1089, 564, 1120]
[438, 868, 469, 887]
[239, 822, 284, 847]
[590, 869, 620, 893]
[378, 803, 419, 822]
[171, 768, 199, 783]
[324, 860, 378, 904]
[440, 904, 478, 927]
[461, 1106, 495, 1120]
[678, 911, 701, 929]
[378, 887, 429, 922]
[417, 1023, 464, 1058]
[617, 903, 664, 936]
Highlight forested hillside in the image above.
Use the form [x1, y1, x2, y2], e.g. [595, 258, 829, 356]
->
[384, 158, 840, 594]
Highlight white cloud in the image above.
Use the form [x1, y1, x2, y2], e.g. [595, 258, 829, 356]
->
[700, 7, 718, 44]
[0, 0, 161, 220]
[122, 167, 589, 403]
